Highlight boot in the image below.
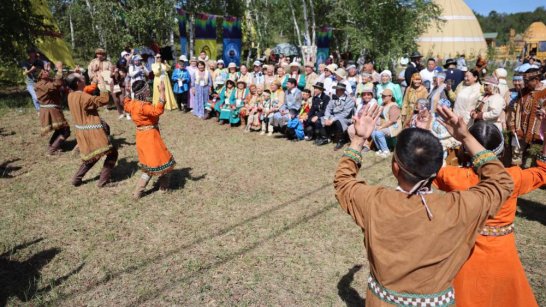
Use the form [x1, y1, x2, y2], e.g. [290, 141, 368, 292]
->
[47, 135, 65, 156]
[72, 162, 95, 187]
[133, 176, 150, 199]
[97, 150, 118, 187]
[157, 174, 170, 191]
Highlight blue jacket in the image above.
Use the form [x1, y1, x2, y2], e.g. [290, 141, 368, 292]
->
[172, 68, 191, 93]
[287, 117, 305, 140]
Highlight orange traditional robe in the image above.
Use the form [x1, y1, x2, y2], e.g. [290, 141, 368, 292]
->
[124, 98, 175, 175]
[434, 163, 544, 307]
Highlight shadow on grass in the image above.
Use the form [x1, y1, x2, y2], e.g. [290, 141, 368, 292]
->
[338, 265, 365, 307]
[169, 167, 206, 190]
[60, 139, 77, 152]
[49, 159, 386, 304]
[517, 198, 546, 226]
[0, 239, 84, 306]
[0, 127, 15, 136]
[110, 158, 139, 183]
[112, 137, 135, 149]
[0, 159, 22, 179]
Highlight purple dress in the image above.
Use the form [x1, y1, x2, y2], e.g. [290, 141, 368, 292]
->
[191, 70, 213, 118]
[187, 66, 197, 109]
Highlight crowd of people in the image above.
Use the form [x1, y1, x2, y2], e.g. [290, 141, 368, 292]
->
[21, 45, 546, 306]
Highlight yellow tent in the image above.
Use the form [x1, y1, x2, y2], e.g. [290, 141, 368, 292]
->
[417, 0, 487, 59]
[523, 22, 546, 42]
[32, 0, 75, 67]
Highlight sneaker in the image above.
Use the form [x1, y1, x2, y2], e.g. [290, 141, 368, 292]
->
[378, 151, 391, 158]
[260, 131, 266, 135]
[315, 138, 329, 146]
[304, 136, 313, 141]
[267, 132, 273, 136]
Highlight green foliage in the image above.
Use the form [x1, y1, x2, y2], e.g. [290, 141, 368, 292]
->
[0, 0, 53, 64]
[476, 7, 546, 45]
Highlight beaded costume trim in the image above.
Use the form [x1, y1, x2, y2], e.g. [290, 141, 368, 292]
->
[75, 123, 104, 130]
[342, 147, 363, 165]
[139, 156, 176, 176]
[40, 104, 61, 109]
[479, 223, 514, 236]
[472, 150, 497, 170]
[136, 125, 159, 131]
[368, 274, 455, 306]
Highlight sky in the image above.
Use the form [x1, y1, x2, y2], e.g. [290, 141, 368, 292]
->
[465, 0, 545, 15]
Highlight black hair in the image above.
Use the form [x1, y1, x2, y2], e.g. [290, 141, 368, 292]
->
[468, 121, 503, 152]
[66, 73, 81, 90]
[524, 68, 541, 81]
[263, 89, 271, 94]
[395, 128, 443, 184]
[132, 80, 147, 93]
[427, 58, 436, 63]
[302, 89, 311, 94]
[467, 69, 481, 84]
[197, 61, 206, 67]
[287, 78, 297, 85]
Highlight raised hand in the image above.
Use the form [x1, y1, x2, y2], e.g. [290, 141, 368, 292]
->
[352, 104, 382, 140]
[436, 105, 470, 142]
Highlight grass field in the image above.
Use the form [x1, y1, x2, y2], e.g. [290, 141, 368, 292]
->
[0, 98, 545, 306]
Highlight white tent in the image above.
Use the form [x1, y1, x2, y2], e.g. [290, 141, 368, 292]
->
[417, 0, 487, 59]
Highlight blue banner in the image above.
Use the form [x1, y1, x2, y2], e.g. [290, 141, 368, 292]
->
[223, 38, 242, 66]
[177, 9, 188, 55]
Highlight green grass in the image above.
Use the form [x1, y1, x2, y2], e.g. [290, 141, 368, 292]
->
[0, 106, 544, 306]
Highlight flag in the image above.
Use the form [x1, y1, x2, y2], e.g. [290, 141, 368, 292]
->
[177, 9, 188, 56]
[31, 0, 75, 67]
[316, 26, 332, 67]
[194, 13, 217, 60]
[222, 16, 242, 66]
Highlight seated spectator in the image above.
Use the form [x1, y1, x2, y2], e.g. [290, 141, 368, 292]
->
[371, 89, 402, 157]
[322, 83, 355, 151]
[272, 78, 301, 133]
[376, 70, 403, 107]
[305, 82, 331, 143]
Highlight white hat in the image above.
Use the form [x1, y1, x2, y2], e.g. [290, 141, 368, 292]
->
[121, 51, 129, 58]
[290, 61, 301, 68]
[228, 62, 237, 68]
[346, 64, 357, 71]
[326, 64, 338, 72]
[179, 55, 188, 62]
[495, 68, 508, 79]
[253, 60, 262, 66]
[399, 57, 409, 66]
[334, 68, 347, 78]
[380, 70, 392, 79]
[217, 59, 225, 64]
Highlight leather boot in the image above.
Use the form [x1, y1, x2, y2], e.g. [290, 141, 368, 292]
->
[133, 176, 150, 199]
[72, 162, 95, 187]
[48, 135, 65, 155]
[97, 150, 118, 187]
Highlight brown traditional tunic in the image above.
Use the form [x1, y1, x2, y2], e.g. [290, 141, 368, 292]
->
[508, 87, 546, 143]
[35, 74, 68, 135]
[67, 86, 112, 162]
[334, 156, 513, 306]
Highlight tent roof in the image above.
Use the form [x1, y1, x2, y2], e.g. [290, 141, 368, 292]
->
[523, 22, 546, 42]
[417, 0, 487, 58]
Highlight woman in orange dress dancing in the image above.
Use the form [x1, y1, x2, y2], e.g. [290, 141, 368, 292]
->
[124, 80, 176, 199]
[434, 119, 544, 307]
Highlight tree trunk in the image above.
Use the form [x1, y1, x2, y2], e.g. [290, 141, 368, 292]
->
[69, 10, 75, 50]
[289, 0, 302, 46]
[189, 13, 195, 58]
[309, 0, 316, 44]
[84, 0, 105, 48]
[301, 0, 311, 45]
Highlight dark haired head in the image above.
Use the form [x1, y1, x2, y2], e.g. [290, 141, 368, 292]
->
[197, 61, 206, 67]
[263, 89, 271, 94]
[467, 69, 481, 84]
[302, 89, 311, 94]
[66, 73, 82, 90]
[394, 128, 444, 185]
[468, 121, 504, 155]
[287, 78, 297, 85]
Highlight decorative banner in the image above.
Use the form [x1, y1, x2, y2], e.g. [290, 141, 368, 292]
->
[176, 9, 188, 56]
[316, 26, 332, 67]
[222, 16, 242, 66]
[223, 38, 242, 66]
[194, 39, 218, 61]
[194, 13, 217, 60]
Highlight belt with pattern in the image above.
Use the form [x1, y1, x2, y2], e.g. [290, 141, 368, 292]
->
[479, 223, 514, 236]
[136, 125, 158, 131]
[368, 274, 455, 306]
[75, 123, 104, 130]
[40, 104, 61, 109]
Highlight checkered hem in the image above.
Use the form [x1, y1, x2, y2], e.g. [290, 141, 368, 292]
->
[75, 123, 104, 130]
[368, 275, 455, 306]
[479, 223, 514, 236]
[40, 104, 61, 109]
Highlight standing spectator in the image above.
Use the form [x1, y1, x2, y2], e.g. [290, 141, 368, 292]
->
[444, 58, 465, 90]
[428, 72, 449, 113]
[172, 55, 191, 111]
[263, 65, 276, 91]
[346, 65, 359, 97]
[304, 62, 318, 91]
[332, 68, 352, 97]
[419, 58, 440, 92]
[457, 54, 467, 71]
[362, 58, 380, 83]
[251, 60, 265, 87]
[401, 73, 428, 126]
[191, 61, 213, 119]
[404, 51, 423, 86]
[87, 48, 113, 81]
[21, 48, 43, 111]
[470, 76, 505, 132]
[283, 62, 306, 90]
[112, 66, 129, 120]
[448, 69, 482, 124]
[151, 53, 177, 110]
[128, 55, 149, 86]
